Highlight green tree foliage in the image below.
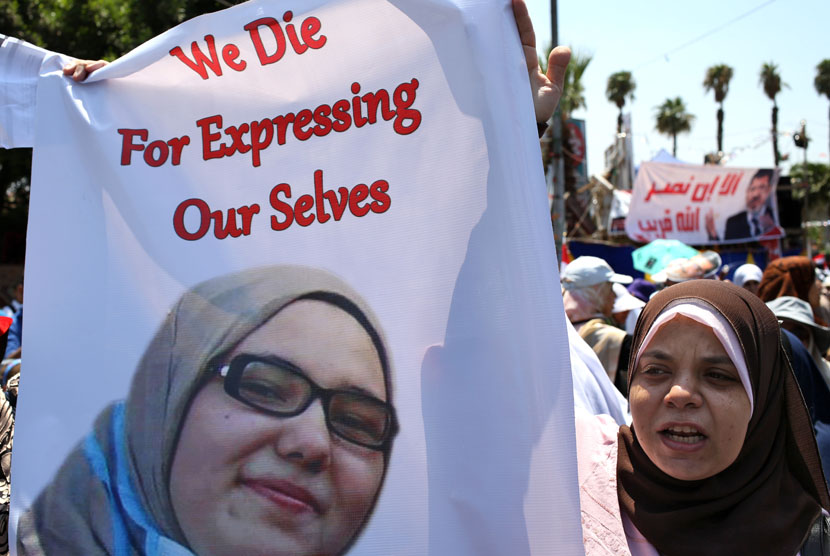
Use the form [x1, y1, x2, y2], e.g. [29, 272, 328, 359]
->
[703, 64, 733, 154]
[0, 0, 239, 262]
[655, 97, 694, 158]
[759, 62, 787, 167]
[538, 46, 591, 170]
[815, 59, 830, 164]
[0, 0, 238, 59]
[0, 149, 32, 262]
[790, 162, 830, 200]
[558, 50, 592, 118]
[538, 47, 592, 118]
[538, 47, 593, 235]
[606, 70, 635, 134]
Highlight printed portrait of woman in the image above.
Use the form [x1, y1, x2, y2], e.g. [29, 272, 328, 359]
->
[17, 265, 397, 556]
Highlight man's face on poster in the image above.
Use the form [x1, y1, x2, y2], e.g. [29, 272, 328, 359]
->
[745, 175, 771, 213]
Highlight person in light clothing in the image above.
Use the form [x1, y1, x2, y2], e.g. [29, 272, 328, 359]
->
[561, 256, 633, 386]
[732, 263, 763, 296]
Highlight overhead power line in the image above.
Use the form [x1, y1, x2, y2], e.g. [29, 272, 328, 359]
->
[634, 0, 778, 70]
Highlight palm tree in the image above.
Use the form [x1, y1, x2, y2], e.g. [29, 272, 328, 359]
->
[816, 59, 830, 162]
[538, 47, 591, 167]
[655, 97, 694, 157]
[538, 47, 592, 174]
[540, 48, 593, 236]
[703, 64, 734, 154]
[606, 71, 636, 134]
[759, 62, 787, 167]
[554, 50, 592, 118]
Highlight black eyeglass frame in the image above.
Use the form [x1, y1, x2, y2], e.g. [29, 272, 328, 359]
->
[219, 353, 398, 451]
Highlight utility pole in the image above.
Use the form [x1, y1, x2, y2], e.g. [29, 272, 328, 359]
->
[549, 0, 565, 262]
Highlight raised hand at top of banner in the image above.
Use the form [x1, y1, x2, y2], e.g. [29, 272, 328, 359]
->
[62, 59, 108, 82]
[511, 0, 570, 124]
[59, 3, 569, 104]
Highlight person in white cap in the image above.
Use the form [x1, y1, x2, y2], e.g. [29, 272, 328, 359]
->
[732, 263, 763, 296]
[561, 256, 633, 387]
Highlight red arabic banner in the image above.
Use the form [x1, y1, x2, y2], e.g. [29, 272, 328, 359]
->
[626, 162, 782, 245]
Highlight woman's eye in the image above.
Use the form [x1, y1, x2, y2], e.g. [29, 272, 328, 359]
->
[707, 370, 737, 382]
[240, 380, 289, 402]
[640, 365, 667, 376]
[333, 409, 385, 440]
[336, 412, 373, 432]
[338, 413, 364, 427]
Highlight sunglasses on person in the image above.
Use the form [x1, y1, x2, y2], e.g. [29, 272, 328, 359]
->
[219, 354, 397, 450]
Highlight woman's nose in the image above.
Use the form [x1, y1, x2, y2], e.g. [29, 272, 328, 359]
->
[664, 378, 703, 408]
[275, 398, 331, 473]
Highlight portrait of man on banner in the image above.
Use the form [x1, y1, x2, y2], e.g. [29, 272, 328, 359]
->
[626, 162, 783, 245]
[706, 168, 783, 242]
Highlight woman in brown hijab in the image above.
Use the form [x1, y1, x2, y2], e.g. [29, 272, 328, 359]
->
[759, 256, 822, 318]
[17, 265, 396, 556]
[577, 280, 829, 555]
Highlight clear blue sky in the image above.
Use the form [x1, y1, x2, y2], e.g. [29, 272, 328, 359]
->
[525, 0, 830, 178]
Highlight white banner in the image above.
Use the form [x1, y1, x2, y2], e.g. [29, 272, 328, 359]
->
[608, 189, 630, 236]
[626, 162, 782, 245]
[11, 1, 581, 555]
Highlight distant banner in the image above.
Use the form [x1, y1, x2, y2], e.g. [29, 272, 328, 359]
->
[10, 1, 581, 555]
[565, 118, 587, 189]
[608, 189, 630, 236]
[626, 162, 782, 245]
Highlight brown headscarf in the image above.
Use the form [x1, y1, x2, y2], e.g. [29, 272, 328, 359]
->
[617, 280, 829, 556]
[759, 256, 816, 304]
[18, 265, 393, 555]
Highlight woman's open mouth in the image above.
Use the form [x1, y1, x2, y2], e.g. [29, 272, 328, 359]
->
[659, 425, 706, 446]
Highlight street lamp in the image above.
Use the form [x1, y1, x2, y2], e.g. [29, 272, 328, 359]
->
[793, 119, 809, 154]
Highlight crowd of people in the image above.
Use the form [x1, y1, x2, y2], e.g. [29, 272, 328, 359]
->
[0, 281, 21, 556]
[3, 0, 830, 554]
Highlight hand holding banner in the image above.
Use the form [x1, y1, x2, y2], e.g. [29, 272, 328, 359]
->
[9, 1, 581, 555]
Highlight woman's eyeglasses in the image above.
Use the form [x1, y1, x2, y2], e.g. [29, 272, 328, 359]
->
[219, 354, 397, 450]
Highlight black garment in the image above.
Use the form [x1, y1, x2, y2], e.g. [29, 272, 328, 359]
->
[614, 334, 632, 398]
[783, 329, 830, 424]
[802, 513, 830, 556]
[782, 328, 830, 483]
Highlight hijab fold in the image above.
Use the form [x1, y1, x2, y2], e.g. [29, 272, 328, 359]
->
[616, 280, 829, 556]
